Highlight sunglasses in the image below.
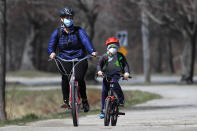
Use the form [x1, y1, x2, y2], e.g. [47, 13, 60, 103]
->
[61, 15, 73, 19]
[108, 44, 118, 48]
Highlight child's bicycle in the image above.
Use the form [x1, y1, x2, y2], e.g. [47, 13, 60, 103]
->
[50, 55, 92, 127]
[98, 73, 131, 126]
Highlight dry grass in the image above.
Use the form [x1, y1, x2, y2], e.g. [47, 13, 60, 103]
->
[5, 87, 160, 120]
[6, 90, 58, 119]
[3, 86, 161, 126]
[6, 88, 102, 119]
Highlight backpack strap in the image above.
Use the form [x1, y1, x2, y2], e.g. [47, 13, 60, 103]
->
[102, 53, 108, 72]
[104, 52, 110, 61]
[117, 52, 124, 73]
[74, 26, 88, 54]
[104, 52, 123, 64]
[57, 27, 62, 39]
[74, 26, 80, 41]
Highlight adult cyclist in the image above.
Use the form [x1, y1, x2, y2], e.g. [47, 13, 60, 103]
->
[48, 8, 97, 112]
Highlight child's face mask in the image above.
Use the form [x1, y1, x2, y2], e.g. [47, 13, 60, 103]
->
[107, 44, 119, 55]
[108, 48, 117, 55]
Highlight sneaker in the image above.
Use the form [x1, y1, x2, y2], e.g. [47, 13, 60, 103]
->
[99, 113, 104, 119]
[61, 100, 70, 109]
[82, 100, 89, 112]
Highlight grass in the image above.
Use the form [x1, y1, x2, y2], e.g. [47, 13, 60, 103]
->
[7, 70, 59, 78]
[0, 114, 40, 126]
[0, 87, 161, 126]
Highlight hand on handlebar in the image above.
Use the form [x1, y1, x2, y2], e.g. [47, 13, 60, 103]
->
[123, 72, 130, 79]
[121, 73, 132, 80]
[97, 71, 103, 76]
[91, 52, 97, 57]
[49, 52, 56, 59]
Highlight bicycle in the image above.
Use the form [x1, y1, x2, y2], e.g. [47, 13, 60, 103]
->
[50, 54, 92, 127]
[98, 74, 131, 126]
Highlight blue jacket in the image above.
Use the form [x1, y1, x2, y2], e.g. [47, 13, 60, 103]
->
[47, 25, 96, 59]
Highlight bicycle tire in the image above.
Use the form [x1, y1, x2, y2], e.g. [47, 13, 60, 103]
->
[71, 82, 79, 127]
[111, 100, 118, 126]
[104, 98, 111, 126]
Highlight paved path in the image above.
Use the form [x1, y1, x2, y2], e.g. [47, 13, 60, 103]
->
[1, 85, 197, 131]
[6, 75, 197, 85]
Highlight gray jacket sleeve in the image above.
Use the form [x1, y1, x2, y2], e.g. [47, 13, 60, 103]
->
[97, 54, 105, 72]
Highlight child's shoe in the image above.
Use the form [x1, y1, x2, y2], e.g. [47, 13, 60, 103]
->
[99, 112, 104, 119]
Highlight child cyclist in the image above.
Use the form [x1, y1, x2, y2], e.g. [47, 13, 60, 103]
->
[97, 37, 130, 119]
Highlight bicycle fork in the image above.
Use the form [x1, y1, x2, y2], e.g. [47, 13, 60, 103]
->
[105, 90, 125, 116]
[69, 68, 80, 107]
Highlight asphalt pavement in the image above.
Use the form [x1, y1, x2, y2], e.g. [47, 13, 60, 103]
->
[1, 83, 197, 131]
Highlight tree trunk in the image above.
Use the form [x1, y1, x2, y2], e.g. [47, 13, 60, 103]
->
[166, 39, 175, 73]
[141, 9, 151, 83]
[155, 38, 162, 73]
[181, 33, 196, 84]
[86, 15, 97, 82]
[20, 25, 38, 70]
[35, 38, 42, 70]
[0, 0, 7, 120]
[190, 34, 196, 82]
[7, 39, 14, 70]
[89, 19, 95, 42]
[85, 20, 97, 82]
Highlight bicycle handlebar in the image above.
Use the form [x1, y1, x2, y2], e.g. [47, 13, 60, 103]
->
[96, 73, 132, 80]
[54, 54, 92, 62]
[120, 74, 132, 80]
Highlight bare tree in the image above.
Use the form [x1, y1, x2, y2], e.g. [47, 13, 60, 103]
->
[154, 37, 163, 73]
[17, 0, 57, 70]
[141, 1, 151, 83]
[0, 0, 7, 120]
[75, 0, 100, 42]
[132, 0, 197, 83]
[20, 12, 42, 70]
[70, 0, 101, 81]
[166, 38, 175, 73]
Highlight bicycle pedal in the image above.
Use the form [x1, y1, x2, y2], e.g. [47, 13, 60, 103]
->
[118, 112, 125, 115]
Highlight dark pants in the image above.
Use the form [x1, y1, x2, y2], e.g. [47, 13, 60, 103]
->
[59, 60, 88, 102]
[101, 75, 124, 111]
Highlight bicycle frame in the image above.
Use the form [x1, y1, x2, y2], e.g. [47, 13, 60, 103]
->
[52, 55, 92, 127]
[103, 77, 119, 126]
[68, 60, 78, 107]
[105, 79, 119, 104]
[99, 74, 130, 126]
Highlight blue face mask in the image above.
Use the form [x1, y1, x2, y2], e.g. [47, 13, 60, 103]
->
[63, 18, 73, 27]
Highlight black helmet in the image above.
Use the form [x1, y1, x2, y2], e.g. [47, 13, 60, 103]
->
[59, 8, 74, 17]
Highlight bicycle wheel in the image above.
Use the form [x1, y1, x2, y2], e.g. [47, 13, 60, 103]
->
[104, 98, 111, 126]
[71, 82, 79, 127]
[111, 100, 118, 126]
